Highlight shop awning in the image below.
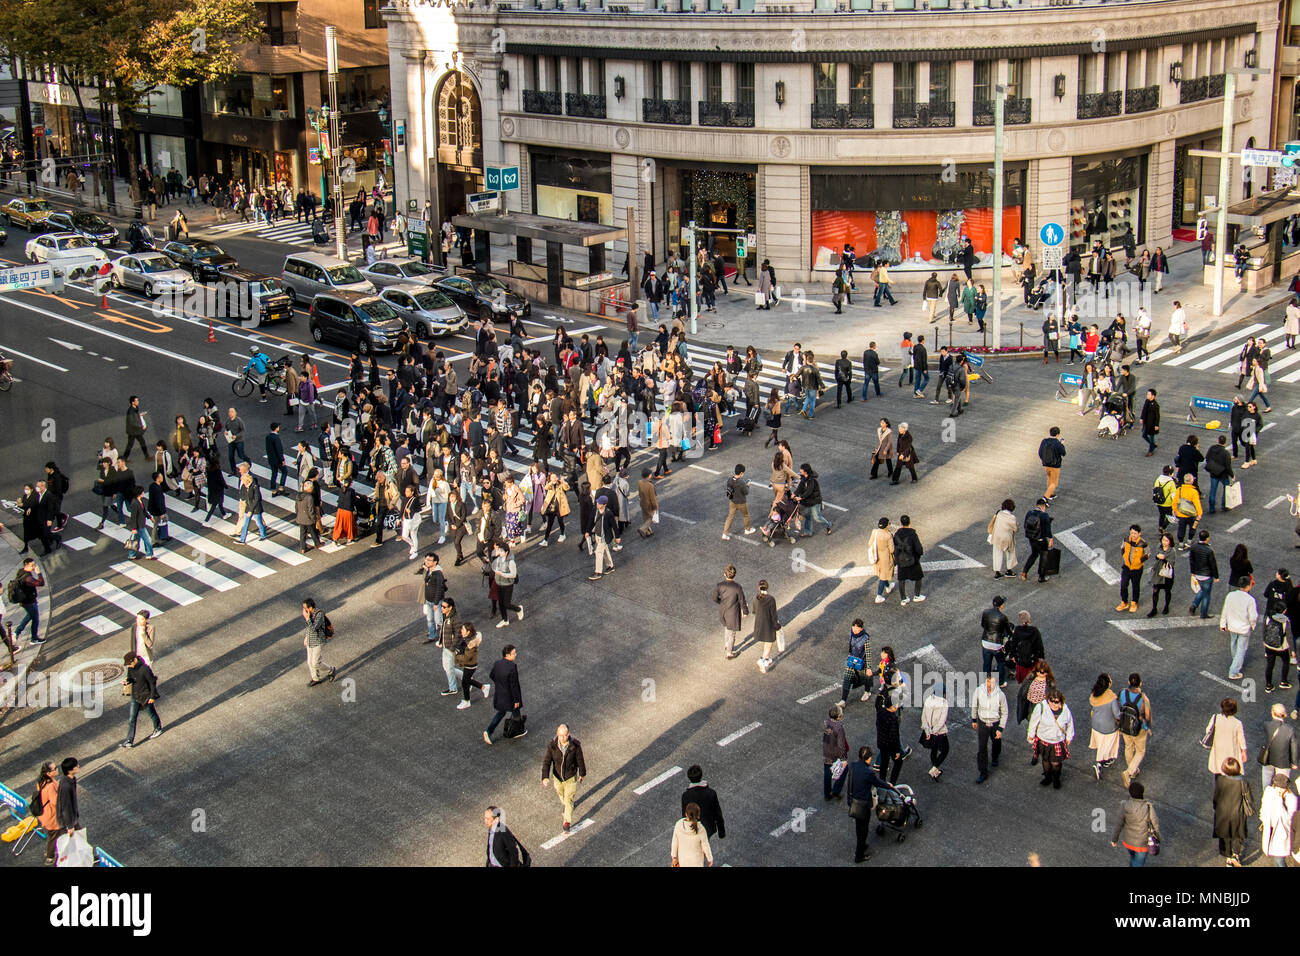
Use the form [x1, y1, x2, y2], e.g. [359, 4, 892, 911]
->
[452, 211, 625, 247]
[1200, 187, 1300, 228]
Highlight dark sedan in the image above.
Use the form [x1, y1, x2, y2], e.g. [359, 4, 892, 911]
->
[432, 272, 531, 320]
[45, 210, 119, 248]
[161, 239, 238, 282]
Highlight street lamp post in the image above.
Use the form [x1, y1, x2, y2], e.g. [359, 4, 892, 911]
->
[326, 25, 346, 261]
[990, 83, 1006, 349]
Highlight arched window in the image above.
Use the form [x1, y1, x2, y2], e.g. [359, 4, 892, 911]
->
[437, 71, 481, 154]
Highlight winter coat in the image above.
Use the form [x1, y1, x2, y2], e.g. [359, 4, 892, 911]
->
[1205, 714, 1247, 775]
[869, 527, 895, 581]
[1212, 774, 1253, 842]
[988, 508, 1018, 554]
[751, 592, 780, 644]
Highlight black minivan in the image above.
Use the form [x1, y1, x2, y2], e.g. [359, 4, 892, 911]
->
[308, 291, 405, 354]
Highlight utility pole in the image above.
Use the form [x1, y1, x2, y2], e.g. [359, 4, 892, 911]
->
[326, 26, 346, 262]
[990, 83, 1005, 349]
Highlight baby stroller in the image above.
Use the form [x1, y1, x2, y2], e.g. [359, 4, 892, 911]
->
[1097, 392, 1128, 439]
[735, 404, 760, 437]
[761, 496, 801, 547]
[1025, 276, 1055, 310]
[875, 784, 923, 842]
[311, 219, 330, 245]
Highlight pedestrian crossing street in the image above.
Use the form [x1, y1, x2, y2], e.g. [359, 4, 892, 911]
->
[204, 218, 319, 247]
[62, 338, 860, 637]
[1144, 321, 1300, 383]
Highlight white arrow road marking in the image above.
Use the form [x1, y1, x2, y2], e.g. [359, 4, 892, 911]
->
[1107, 615, 1217, 651]
[771, 808, 817, 838]
[632, 766, 682, 796]
[540, 818, 594, 850]
[1053, 524, 1120, 586]
[47, 337, 84, 350]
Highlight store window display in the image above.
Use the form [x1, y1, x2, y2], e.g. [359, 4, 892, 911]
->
[1070, 153, 1147, 253]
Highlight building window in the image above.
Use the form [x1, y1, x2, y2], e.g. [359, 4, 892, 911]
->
[594, 59, 606, 97]
[1078, 54, 1092, 96]
[813, 63, 838, 107]
[527, 56, 541, 92]
[736, 63, 755, 106]
[1105, 53, 1121, 92]
[973, 61, 992, 103]
[929, 62, 951, 104]
[894, 62, 916, 105]
[849, 64, 872, 106]
[705, 63, 722, 104]
[548, 56, 561, 93]
[676, 63, 691, 103]
[1006, 59, 1025, 98]
[363, 0, 382, 29]
[649, 62, 664, 101]
[572, 59, 584, 96]
[1145, 48, 1160, 87]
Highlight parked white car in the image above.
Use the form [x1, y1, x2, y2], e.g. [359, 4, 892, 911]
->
[25, 232, 109, 278]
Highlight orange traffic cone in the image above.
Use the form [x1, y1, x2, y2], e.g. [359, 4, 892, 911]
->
[312, 363, 322, 389]
[206, 321, 217, 343]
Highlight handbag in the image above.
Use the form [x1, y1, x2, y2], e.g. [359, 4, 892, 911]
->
[846, 655, 866, 671]
[1257, 724, 1283, 766]
[1200, 714, 1217, 750]
[830, 757, 847, 782]
[846, 767, 872, 821]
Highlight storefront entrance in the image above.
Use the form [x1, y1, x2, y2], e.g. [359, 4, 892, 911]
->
[433, 71, 482, 223]
[438, 165, 481, 222]
[1173, 135, 1221, 232]
[1070, 151, 1148, 253]
[664, 165, 755, 265]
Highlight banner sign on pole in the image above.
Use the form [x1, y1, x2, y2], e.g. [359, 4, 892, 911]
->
[1186, 395, 1232, 430]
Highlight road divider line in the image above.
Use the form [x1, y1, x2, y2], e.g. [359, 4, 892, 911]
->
[632, 766, 683, 795]
[1225, 518, 1251, 534]
[770, 807, 817, 838]
[797, 682, 841, 705]
[717, 721, 762, 747]
[540, 818, 594, 850]
[1266, 495, 1288, 510]
[658, 511, 697, 525]
[688, 464, 721, 475]
[1200, 671, 1244, 693]
[0, 342, 68, 372]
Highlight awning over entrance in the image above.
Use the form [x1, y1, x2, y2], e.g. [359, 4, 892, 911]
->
[1200, 186, 1300, 228]
[451, 211, 627, 307]
[1199, 187, 1300, 286]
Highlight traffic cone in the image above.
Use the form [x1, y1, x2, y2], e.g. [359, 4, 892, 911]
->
[206, 321, 217, 343]
[312, 363, 322, 389]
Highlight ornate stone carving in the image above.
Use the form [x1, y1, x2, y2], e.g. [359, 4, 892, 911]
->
[1166, 112, 1177, 134]
[614, 127, 631, 149]
[1047, 128, 1066, 152]
[771, 135, 792, 158]
[501, 116, 516, 138]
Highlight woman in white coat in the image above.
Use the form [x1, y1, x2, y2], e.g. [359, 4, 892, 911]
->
[1261, 770, 1297, 866]
[671, 803, 713, 867]
[987, 498, 1019, 578]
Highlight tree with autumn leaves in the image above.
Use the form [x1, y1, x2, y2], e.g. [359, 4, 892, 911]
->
[0, 0, 260, 204]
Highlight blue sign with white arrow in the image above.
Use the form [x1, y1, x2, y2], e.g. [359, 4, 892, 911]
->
[1039, 222, 1065, 247]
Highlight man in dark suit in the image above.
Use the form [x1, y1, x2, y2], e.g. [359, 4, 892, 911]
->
[485, 645, 524, 744]
[681, 764, 726, 841]
[266, 422, 287, 495]
[484, 806, 530, 866]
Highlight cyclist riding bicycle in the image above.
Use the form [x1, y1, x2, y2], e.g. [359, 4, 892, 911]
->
[244, 346, 272, 401]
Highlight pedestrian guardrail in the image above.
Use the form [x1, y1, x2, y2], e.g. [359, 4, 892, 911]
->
[1055, 372, 1082, 403]
[0, 780, 123, 866]
[1186, 394, 1231, 430]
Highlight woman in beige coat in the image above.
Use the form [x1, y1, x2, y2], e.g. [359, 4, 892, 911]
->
[869, 517, 896, 604]
[671, 804, 714, 867]
[988, 498, 1019, 578]
[1205, 697, 1248, 776]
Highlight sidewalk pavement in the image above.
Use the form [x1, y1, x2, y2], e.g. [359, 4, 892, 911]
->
[665, 245, 1294, 363]
[0, 531, 54, 714]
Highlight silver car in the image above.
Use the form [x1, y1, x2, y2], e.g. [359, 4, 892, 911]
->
[378, 284, 468, 338]
[360, 257, 446, 290]
[110, 252, 197, 296]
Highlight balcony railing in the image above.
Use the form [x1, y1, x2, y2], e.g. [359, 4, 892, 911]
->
[522, 90, 562, 115]
[642, 97, 691, 125]
[1076, 90, 1121, 119]
[972, 96, 1032, 126]
[1179, 76, 1207, 103]
[1124, 85, 1159, 114]
[258, 29, 298, 46]
[698, 100, 754, 127]
[1207, 73, 1225, 97]
[810, 102, 875, 129]
[892, 99, 955, 129]
[565, 92, 607, 118]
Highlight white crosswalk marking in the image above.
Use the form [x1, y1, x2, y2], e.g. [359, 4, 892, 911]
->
[111, 561, 202, 606]
[82, 579, 163, 619]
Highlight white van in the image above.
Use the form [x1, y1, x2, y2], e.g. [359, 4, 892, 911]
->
[281, 251, 375, 305]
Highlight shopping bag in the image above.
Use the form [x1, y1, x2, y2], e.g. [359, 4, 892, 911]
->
[1043, 547, 1062, 577]
[754, 291, 764, 306]
[1224, 481, 1243, 510]
[503, 712, 527, 739]
[830, 758, 847, 782]
[56, 829, 94, 867]
[652, 511, 660, 524]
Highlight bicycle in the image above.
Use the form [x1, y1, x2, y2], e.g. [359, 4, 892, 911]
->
[232, 362, 288, 399]
[0, 358, 12, 392]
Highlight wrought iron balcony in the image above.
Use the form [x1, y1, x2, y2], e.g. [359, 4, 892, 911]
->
[1076, 90, 1121, 119]
[1207, 73, 1225, 97]
[258, 29, 298, 46]
[810, 102, 875, 129]
[972, 96, 1032, 126]
[642, 97, 691, 125]
[1124, 85, 1159, 114]
[698, 100, 754, 128]
[565, 93, 607, 119]
[1179, 76, 1207, 104]
[523, 90, 562, 115]
[892, 99, 955, 129]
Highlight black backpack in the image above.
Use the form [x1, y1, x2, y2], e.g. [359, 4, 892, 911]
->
[1118, 689, 1145, 737]
[322, 614, 334, 640]
[28, 787, 42, 819]
[725, 479, 736, 501]
[1023, 510, 1042, 540]
[6, 574, 23, 605]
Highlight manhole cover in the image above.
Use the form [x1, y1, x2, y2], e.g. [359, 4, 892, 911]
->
[379, 583, 421, 606]
[704, 321, 725, 330]
[79, 662, 125, 684]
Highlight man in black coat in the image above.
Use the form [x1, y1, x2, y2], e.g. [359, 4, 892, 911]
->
[485, 645, 524, 744]
[266, 422, 287, 495]
[484, 807, 530, 867]
[1139, 389, 1161, 457]
[833, 350, 853, 408]
[120, 652, 163, 748]
[861, 342, 881, 399]
[1205, 434, 1235, 514]
[1174, 434, 1204, 487]
[681, 764, 726, 840]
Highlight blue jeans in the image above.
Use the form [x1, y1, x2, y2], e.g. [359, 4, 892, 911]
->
[237, 513, 269, 542]
[1248, 385, 1272, 410]
[628, 331, 638, 352]
[802, 389, 817, 418]
[126, 699, 162, 744]
[1127, 848, 1149, 867]
[823, 762, 845, 798]
[913, 370, 930, 395]
[802, 502, 832, 535]
[429, 502, 447, 537]
[862, 373, 880, 398]
[228, 440, 249, 475]
[268, 459, 287, 490]
[486, 708, 512, 738]
[129, 528, 154, 558]
[1207, 476, 1225, 513]
[981, 647, 1006, 684]
[1228, 631, 1249, 677]
[13, 602, 39, 642]
[874, 283, 896, 305]
[1191, 578, 1214, 619]
[423, 600, 443, 641]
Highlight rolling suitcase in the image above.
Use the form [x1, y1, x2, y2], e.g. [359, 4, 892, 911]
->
[1042, 547, 1062, 577]
[736, 405, 760, 436]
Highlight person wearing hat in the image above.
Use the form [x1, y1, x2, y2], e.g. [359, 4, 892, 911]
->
[612, 467, 632, 550]
[585, 495, 619, 581]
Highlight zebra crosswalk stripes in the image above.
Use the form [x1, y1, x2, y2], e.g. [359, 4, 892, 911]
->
[1145, 323, 1300, 382]
[205, 219, 317, 247]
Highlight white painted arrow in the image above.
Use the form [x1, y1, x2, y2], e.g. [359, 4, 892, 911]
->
[922, 544, 984, 572]
[48, 337, 84, 351]
[1108, 615, 1218, 651]
[1054, 521, 1120, 586]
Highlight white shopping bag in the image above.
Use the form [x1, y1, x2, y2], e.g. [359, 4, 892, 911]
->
[830, 757, 846, 782]
[652, 511, 660, 524]
[1224, 481, 1243, 510]
[754, 291, 764, 306]
[56, 829, 94, 867]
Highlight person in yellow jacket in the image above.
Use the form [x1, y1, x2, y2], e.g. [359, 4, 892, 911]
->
[1172, 473, 1203, 550]
[1153, 466, 1176, 533]
[1118, 525, 1148, 613]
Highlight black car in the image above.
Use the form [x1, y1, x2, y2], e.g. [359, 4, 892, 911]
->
[308, 291, 405, 354]
[162, 239, 238, 282]
[222, 267, 294, 327]
[45, 210, 119, 248]
[432, 272, 531, 320]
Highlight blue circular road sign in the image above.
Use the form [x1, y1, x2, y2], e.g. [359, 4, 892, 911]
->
[1039, 222, 1065, 247]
